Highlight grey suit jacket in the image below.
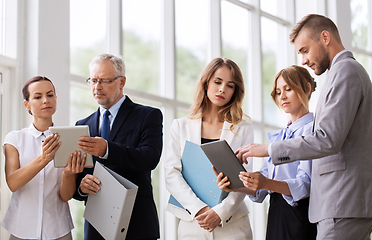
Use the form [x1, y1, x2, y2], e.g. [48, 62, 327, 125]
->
[271, 51, 372, 223]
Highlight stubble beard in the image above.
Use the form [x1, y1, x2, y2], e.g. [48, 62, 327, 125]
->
[314, 45, 330, 76]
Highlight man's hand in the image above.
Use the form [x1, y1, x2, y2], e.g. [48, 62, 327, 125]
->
[235, 143, 269, 164]
[80, 174, 101, 195]
[78, 136, 107, 157]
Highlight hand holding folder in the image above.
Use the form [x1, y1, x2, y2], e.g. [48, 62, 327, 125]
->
[168, 141, 227, 210]
[84, 162, 138, 240]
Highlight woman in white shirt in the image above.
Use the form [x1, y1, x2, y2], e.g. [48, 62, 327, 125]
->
[2, 76, 86, 240]
[164, 57, 255, 239]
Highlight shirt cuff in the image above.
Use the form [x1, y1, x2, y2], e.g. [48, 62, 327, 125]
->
[78, 185, 88, 197]
[99, 140, 109, 159]
[268, 143, 272, 156]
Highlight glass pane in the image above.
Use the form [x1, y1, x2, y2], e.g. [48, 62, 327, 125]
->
[122, 0, 161, 96]
[260, 0, 287, 19]
[261, 17, 289, 127]
[354, 52, 372, 76]
[0, 0, 17, 58]
[69, 200, 85, 240]
[177, 109, 188, 119]
[70, 0, 106, 77]
[351, 0, 370, 51]
[0, 0, 3, 55]
[175, 0, 208, 104]
[221, 1, 250, 112]
[70, 85, 97, 125]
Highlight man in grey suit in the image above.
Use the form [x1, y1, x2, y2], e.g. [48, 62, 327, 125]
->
[236, 14, 372, 239]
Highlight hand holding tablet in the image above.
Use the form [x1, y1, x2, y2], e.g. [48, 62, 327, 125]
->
[201, 140, 246, 189]
[49, 125, 94, 168]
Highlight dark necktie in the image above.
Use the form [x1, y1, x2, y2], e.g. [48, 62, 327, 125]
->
[101, 110, 111, 140]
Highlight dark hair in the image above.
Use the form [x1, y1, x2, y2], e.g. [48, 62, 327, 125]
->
[22, 76, 56, 101]
[289, 14, 341, 43]
[270, 65, 316, 111]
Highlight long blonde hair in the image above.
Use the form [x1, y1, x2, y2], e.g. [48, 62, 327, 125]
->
[188, 57, 249, 130]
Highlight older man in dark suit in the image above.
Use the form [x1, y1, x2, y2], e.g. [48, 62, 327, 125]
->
[73, 53, 162, 240]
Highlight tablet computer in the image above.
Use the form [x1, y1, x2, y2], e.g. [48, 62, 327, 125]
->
[49, 125, 93, 168]
[201, 140, 245, 189]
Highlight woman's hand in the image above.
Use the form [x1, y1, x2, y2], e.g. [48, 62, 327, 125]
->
[60, 151, 88, 202]
[63, 151, 86, 176]
[239, 171, 268, 192]
[212, 166, 255, 195]
[212, 166, 233, 192]
[195, 206, 221, 232]
[41, 133, 61, 164]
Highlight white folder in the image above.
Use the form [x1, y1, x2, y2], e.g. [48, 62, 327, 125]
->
[84, 162, 138, 240]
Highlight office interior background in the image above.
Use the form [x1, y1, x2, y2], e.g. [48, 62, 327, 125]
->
[0, 0, 371, 239]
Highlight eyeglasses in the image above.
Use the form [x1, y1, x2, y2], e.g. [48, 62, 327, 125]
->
[86, 76, 123, 86]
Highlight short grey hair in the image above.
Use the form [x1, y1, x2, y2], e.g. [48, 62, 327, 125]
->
[89, 53, 126, 76]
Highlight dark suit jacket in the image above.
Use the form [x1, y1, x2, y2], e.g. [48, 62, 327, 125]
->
[73, 96, 162, 240]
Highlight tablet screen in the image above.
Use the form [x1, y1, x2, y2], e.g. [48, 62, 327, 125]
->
[201, 140, 246, 189]
[49, 125, 93, 168]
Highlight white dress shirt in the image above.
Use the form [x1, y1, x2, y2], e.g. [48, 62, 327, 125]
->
[2, 124, 73, 239]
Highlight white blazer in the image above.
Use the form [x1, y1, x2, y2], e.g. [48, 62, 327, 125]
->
[164, 117, 254, 226]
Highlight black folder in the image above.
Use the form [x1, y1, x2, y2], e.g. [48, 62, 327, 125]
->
[201, 140, 246, 189]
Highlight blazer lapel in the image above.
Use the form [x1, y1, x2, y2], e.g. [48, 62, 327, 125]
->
[109, 96, 134, 141]
[220, 121, 240, 149]
[89, 109, 100, 137]
[186, 118, 202, 145]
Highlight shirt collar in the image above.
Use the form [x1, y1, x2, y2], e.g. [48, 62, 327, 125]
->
[331, 49, 349, 69]
[28, 123, 50, 139]
[266, 112, 314, 143]
[99, 95, 126, 119]
[287, 112, 314, 133]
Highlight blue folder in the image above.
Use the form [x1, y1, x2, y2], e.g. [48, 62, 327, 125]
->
[168, 141, 227, 209]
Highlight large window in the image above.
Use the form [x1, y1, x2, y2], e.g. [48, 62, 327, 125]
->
[70, 0, 106, 77]
[351, 0, 372, 75]
[261, 16, 290, 127]
[122, 0, 161, 95]
[175, 0, 208, 104]
[0, 0, 17, 58]
[221, 1, 250, 91]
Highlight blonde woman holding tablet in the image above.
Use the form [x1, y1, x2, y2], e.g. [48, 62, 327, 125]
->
[165, 58, 255, 239]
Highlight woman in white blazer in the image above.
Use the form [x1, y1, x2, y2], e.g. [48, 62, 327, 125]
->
[164, 58, 255, 240]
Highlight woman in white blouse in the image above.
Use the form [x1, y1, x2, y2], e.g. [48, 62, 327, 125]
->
[164, 58, 255, 239]
[2, 76, 86, 240]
